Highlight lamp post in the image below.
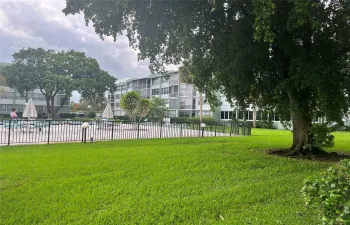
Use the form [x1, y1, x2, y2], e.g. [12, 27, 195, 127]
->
[201, 123, 206, 138]
[81, 122, 89, 143]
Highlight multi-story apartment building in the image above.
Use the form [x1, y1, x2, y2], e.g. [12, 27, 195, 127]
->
[108, 71, 350, 128]
[0, 62, 70, 116]
[0, 88, 70, 116]
[108, 71, 213, 118]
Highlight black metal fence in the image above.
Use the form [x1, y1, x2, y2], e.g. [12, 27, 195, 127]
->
[0, 120, 251, 146]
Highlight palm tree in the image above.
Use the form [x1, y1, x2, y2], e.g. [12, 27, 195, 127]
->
[179, 63, 203, 123]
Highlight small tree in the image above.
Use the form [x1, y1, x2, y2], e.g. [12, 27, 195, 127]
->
[138, 99, 151, 122]
[148, 96, 168, 121]
[120, 91, 141, 122]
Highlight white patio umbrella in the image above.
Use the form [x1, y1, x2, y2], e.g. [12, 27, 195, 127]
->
[102, 102, 114, 119]
[22, 98, 38, 119]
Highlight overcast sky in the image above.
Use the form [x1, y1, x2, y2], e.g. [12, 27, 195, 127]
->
[0, 0, 177, 101]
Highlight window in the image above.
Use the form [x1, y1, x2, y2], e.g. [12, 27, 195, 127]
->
[115, 102, 120, 108]
[152, 88, 160, 95]
[221, 111, 235, 120]
[0, 104, 7, 112]
[256, 111, 262, 120]
[179, 111, 191, 117]
[248, 111, 253, 120]
[193, 89, 197, 96]
[274, 114, 279, 121]
[229, 111, 233, 119]
[108, 95, 115, 101]
[169, 99, 177, 109]
[161, 87, 169, 95]
[203, 111, 211, 117]
[115, 94, 121, 99]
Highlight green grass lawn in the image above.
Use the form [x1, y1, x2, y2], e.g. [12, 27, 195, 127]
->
[1, 129, 349, 225]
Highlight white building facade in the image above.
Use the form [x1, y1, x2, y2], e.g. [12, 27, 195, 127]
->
[108, 71, 350, 128]
[0, 87, 70, 116]
[109, 71, 213, 119]
[108, 72, 278, 122]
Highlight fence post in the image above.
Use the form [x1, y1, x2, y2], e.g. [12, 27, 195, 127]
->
[230, 121, 233, 136]
[160, 122, 163, 138]
[84, 128, 87, 143]
[137, 121, 140, 139]
[215, 122, 217, 137]
[201, 126, 204, 138]
[198, 123, 201, 137]
[243, 122, 246, 136]
[180, 123, 183, 137]
[7, 120, 11, 146]
[47, 120, 51, 144]
[111, 121, 115, 140]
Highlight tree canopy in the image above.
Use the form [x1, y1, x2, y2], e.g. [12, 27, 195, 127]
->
[120, 91, 141, 122]
[148, 96, 168, 120]
[120, 91, 151, 122]
[2, 48, 116, 118]
[64, 0, 350, 155]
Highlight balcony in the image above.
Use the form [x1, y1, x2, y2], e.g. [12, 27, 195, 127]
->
[179, 105, 192, 109]
[168, 93, 178, 97]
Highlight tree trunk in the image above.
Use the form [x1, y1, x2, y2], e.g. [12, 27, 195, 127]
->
[288, 91, 314, 156]
[199, 92, 203, 124]
[51, 97, 56, 119]
[46, 98, 51, 119]
[25, 90, 28, 103]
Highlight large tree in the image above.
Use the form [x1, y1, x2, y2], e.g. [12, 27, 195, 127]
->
[63, 0, 350, 156]
[179, 61, 210, 123]
[1, 54, 37, 102]
[3, 48, 117, 118]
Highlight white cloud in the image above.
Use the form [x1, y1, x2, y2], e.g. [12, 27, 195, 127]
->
[0, 0, 180, 101]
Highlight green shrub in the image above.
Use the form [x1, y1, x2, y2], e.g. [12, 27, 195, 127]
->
[302, 159, 350, 225]
[59, 113, 76, 119]
[170, 116, 215, 124]
[309, 123, 335, 150]
[86, 111, 96, 118]
[255, 120, 274, 129]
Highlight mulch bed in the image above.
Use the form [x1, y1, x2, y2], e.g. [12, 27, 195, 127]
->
[267, 149, 350, 162]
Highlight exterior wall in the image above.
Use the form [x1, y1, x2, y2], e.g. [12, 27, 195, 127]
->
[0, 86, 70, 116]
